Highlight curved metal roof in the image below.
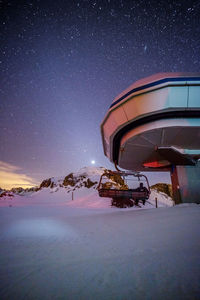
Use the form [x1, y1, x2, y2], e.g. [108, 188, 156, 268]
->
[101, 73, 200, 171]
[110, 72, 200, 109]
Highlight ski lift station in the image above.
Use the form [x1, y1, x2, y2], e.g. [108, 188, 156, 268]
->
[101, 73, 200, 204]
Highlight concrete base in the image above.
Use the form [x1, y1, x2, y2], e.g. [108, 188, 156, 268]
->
[171, 162, 200, 204]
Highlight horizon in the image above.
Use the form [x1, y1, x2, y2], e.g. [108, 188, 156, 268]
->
[0, 164, 171, 190]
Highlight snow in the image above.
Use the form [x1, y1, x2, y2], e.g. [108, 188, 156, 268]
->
[149, 189, 174, 207]
[0, 187, 173, 209]
[0, 188, 199, 299]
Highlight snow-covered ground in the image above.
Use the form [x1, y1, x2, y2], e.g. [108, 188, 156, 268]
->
[0, 184, 173, 209]
[0, 186, 199, 299]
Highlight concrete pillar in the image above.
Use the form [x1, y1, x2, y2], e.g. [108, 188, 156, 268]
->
[171, 161, 200, 204]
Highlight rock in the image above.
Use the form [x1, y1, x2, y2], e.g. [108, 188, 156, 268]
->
[39, 178, 52, 189]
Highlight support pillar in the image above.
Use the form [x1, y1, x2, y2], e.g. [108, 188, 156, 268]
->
[170, 165, 182, 205]
[170, 161, 200, 204]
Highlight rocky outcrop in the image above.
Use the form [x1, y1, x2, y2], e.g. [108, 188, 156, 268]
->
[0, 186, 38, 197]
[101, 170, 128, 190]
[0, 191, 14, 197]
[151, 183, 172, 198]
[11, 187, 24, 194]
[39, 178, 52, 189]
[83, 178, 97, 188]
[38, 168, 129, 192]
[0, 188, 5, 195]
[63, 173, 77, 187]
[63, 172, 97, 190]
[3, 167, 172, 199]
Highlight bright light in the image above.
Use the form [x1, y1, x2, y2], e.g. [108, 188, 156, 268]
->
[91, 160, 95, 165]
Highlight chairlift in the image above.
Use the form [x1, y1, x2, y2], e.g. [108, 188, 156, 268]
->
[97, 171, 150, 208]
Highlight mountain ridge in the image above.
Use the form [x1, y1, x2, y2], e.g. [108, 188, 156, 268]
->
[0, 167, 108, 197]
[0, 166, 172, 203]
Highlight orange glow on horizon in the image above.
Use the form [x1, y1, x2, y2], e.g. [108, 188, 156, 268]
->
[0, 161, 38, 189]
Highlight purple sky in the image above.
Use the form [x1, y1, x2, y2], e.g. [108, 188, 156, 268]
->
[1, 0, 200, 187]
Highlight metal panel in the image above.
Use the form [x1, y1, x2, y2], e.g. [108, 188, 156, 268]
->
[167, 86, 188, 107]
[122, 87, 169, 121]
[188, 86, 200, 107]
[177, 163, 200, 203]
[103, 107, 128, 140]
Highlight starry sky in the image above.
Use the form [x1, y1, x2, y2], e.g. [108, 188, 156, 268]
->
[0, 0, 200, 188]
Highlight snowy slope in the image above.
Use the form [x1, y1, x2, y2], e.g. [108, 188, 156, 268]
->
[0, 201, 199, 299]
[0, 166, 174, 208]
[0, 167, 199, 299]
[0, 186, 172, 209]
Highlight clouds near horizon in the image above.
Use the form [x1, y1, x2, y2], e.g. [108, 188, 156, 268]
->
[0, 161, 38, 189]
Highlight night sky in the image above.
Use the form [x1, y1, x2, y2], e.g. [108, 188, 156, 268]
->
[1, 0, 200, 188]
